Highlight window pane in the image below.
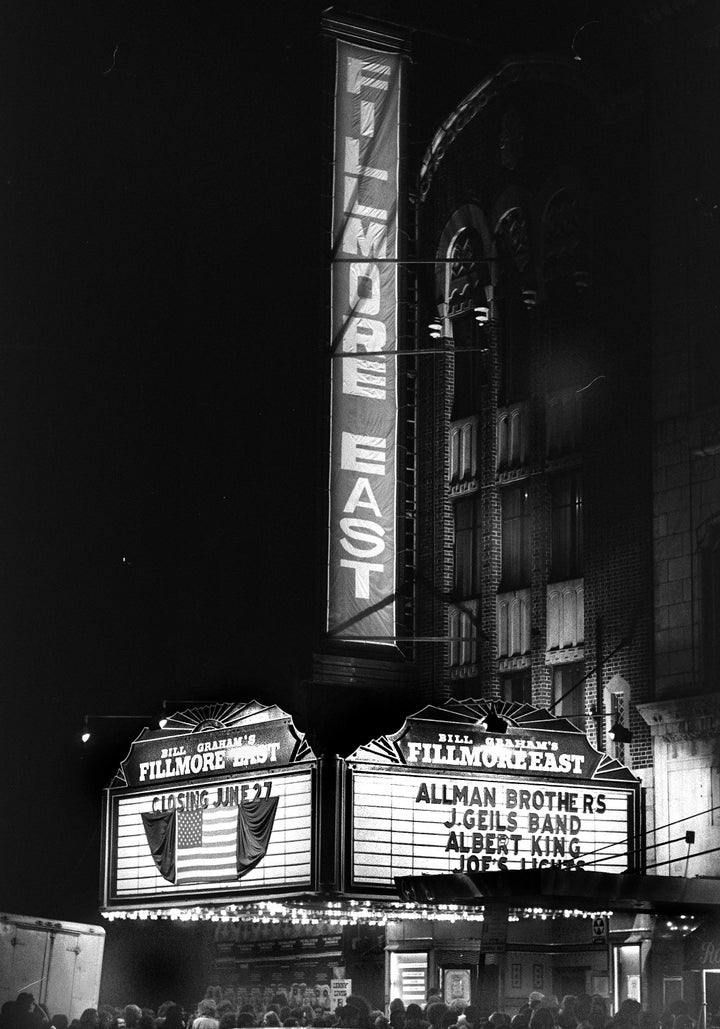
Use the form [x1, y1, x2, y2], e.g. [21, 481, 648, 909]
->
[452, 312, 482, 419]
[553, 661, 585, 729]
[551, 472, 583, 580]
[454, 498, 482, 597]
[501, 670, 531, 703]
[502, 486, 530, 586]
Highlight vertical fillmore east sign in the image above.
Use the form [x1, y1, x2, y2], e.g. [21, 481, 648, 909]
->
[326, 19, 407, 642]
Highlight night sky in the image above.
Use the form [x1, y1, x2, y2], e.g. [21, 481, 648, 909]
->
[0, 0, 626, 933]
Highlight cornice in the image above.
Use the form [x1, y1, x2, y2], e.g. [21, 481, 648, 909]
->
[636, 694, 720, 741]
[639, 0, 697, 25]
[418, 56, 606, 200]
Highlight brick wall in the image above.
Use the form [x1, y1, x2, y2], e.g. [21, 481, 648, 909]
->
[414, 59, 654, 774]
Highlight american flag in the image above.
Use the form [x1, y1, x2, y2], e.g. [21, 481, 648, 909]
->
[176, 806, 240, 885]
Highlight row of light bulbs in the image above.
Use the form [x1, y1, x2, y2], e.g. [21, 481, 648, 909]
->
[103, 899, 616, 927]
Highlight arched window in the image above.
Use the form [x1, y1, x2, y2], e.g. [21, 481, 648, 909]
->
[445, 228, 489, 419]
[495, 207, 532, 404]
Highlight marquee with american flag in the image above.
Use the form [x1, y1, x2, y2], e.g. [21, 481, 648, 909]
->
[101, 702, 319, 911]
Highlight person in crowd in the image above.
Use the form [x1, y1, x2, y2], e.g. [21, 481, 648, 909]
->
[489, 1015, 510, 1029]
[14, 995, 48, 1029]
[137, 1016, 154, 1029]
[558, 997, 578, 1029]
[390, 1012, 406, 1029]
[538, 998, 559, 1022]
[79, 1010, 99, 1029]
[236, 1012, 256, 1029]
[339, 997, 372, 1029]
[50, 1017, 68, 1029]
[672, 1017, 694, 1029]
[404, 1005, 428, 1029]
[262, 1015, 281, 1028]
[162, 1007, 185, 1029]
[0, 1003, 16, 1029]
[426, 1005, 449, 1029]
[610, 1001, 641, 1029]
[589, 998, 610, 1029]
[515, 994, 545, 1029]
[462, 1005, 482, 1029]
[574, 995, 593, 1029]
[123, 1009, 142, 1029]
[529, 1007, 555, 1029]
[638, 1012, 660, 1029]
[191, 1001, 220, 1029]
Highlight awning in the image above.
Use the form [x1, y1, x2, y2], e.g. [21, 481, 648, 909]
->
[395, 869, 720, 915]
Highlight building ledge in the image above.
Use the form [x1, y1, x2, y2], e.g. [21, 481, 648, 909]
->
[636, 693, 720, 739]
[396, 868, 720, 915]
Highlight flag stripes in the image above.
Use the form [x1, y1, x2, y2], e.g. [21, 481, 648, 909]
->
[176, 806, 241, 884]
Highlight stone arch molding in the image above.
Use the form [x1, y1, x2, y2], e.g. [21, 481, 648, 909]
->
[538, 165, 593, 289]
[434, 204, 495, 313]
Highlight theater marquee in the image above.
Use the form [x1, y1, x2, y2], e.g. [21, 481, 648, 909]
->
[344, 700, 641, 892]
[101, 702, 318, 911]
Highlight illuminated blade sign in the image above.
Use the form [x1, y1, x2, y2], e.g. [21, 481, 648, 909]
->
[327, 31, 405, 642]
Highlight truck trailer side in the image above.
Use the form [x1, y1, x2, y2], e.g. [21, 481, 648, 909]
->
[0, 913, 105, 1021]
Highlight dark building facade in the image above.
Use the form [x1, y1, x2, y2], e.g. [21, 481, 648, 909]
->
[309, 0, 720, 1017]
[99, 3, 720, 1017]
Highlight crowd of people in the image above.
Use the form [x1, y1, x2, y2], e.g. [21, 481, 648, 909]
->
[0, 987, 711, 1029]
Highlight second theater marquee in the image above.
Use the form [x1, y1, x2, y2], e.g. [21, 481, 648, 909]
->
[343, 699, 641, 889]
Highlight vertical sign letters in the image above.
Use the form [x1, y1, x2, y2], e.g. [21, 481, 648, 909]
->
[327, 36, 404, 642]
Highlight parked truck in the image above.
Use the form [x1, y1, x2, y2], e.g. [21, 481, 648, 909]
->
[0, 914, 105, 1020]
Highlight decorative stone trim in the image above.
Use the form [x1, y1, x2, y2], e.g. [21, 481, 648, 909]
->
[637, 694, 720, 740]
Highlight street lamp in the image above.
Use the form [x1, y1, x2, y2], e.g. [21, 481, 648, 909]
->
[608, 718, 632, 744]
[79, 712, 160, 744]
